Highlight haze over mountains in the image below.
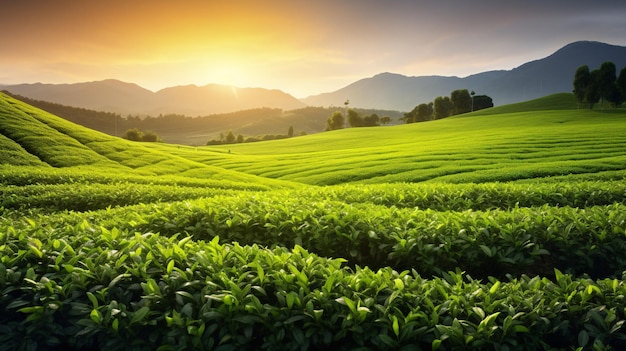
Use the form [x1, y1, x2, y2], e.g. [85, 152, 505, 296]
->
[2, 80, 306, 116]
[303, 41, 626, 110]
[2, 41, 625, 114]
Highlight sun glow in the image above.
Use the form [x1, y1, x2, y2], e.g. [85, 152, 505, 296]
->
[205, 61, 251, 88]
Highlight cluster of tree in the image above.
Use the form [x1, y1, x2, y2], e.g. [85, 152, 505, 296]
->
[5, 93, 405, 144]
[404, 89, 493, 123]
[122, 128, 160, 142]
[325, 109, 392, 131]
[573, 62, 626, 109]
[206, 126, 304, 145]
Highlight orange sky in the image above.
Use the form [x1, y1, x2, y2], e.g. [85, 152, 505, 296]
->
[2, 0, 625, 97]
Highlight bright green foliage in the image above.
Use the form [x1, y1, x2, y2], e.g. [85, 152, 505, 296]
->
[21, 187, 622, 279]
[186, 107, 626, 185]
[0, 223, 625, 350]
[2, 91, 626, 349]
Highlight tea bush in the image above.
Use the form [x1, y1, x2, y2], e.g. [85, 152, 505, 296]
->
[1, 223, 625, 350]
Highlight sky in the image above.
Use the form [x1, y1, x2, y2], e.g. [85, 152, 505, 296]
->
[2, 0, 626, 98]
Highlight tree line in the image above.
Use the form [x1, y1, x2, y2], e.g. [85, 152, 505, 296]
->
[205, 126, 304, 145]
[573, 62, 626, 109]
[325, 110, 393, 131]
[403, 89, 493, 123]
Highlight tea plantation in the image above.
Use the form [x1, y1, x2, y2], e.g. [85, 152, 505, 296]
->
[1, 91, 626, 350]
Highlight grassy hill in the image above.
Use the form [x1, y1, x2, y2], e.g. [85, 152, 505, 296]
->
[0, 92, 296, 190]
[147, 93, 626, 185]
[2, 91, 626, 350]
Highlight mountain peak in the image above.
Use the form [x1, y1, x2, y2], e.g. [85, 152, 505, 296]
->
[303, 41, 626, 110]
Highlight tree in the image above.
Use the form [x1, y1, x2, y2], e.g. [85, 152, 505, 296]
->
[573, 65, 591, 107]
[225, 131, 236, 144]
[404, 103, 433, 123]
[433, 96, 453, 119]
[141, 130, 159, 142]
[586, 69, 601, 109]
[380, 116, 392, 125]
[418, 103, 434, 121]
[597, 61, 617, 106]
[288, 126, 294, 137]
[347, 109, 363, 127]
[123, 128, 143, 141]
[362, 113, 380, 127]
[325, 111, 344, 131]
[472, 95, 494, 111]
[617, 67, 626, 106]
[450, 89, 471, 115]
[236, 134, 244, 143]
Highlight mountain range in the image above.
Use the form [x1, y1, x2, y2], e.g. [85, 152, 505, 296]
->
[303, 41, 626, 110]
[1, 80, 306, 116]
[2, 41, 626, 114]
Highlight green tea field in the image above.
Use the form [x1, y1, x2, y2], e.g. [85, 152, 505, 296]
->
[1, 91, 626, 350]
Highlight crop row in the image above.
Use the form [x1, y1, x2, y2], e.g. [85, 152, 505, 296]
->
[0, 182, 251, 212]
[0, 164, 276, 190]
[3, 167, 626, 213]
[300, 181, 626, 211]
[14, 193, 626, 279]
[1, 223, 625, 351]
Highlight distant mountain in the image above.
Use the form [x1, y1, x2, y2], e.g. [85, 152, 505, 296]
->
[302, 41, 626, 110]
[1, 79, 306, 115]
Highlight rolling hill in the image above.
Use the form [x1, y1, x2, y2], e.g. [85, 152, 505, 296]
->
[2, 90, 626, 186]
[302, 41, 626, 110]
[3, 88, 626, 350]
[0, 91, 295, 190]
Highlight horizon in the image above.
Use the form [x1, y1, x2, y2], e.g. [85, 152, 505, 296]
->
[1, 1, 626, 98]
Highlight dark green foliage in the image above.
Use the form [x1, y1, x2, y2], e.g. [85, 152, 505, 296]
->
[326, 111, 345, 131]
[472, 95, 493, 111]
[124, 128, 143, 141]
[574, 62, 625, 108]
[433, 96, 453, 119]
[406, 90, 492, 124]
[123, 128, 160, 142]
[618, 67, 626, 103]
[404, 103, 433, 123]
[1, 223, 625, 351]
[451, 89, 472, 115]
[347, 109, 380, 127]
[573, 65, 591, 106]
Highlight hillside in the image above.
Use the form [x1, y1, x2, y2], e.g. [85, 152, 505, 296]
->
[0, 91, 295, 190]
[2, 93, 404, 145]
[2, 91, 625, 186]
[3, 89, 626, 350]
[146, 93, 626, 185]
[302, 41, 626, 110]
